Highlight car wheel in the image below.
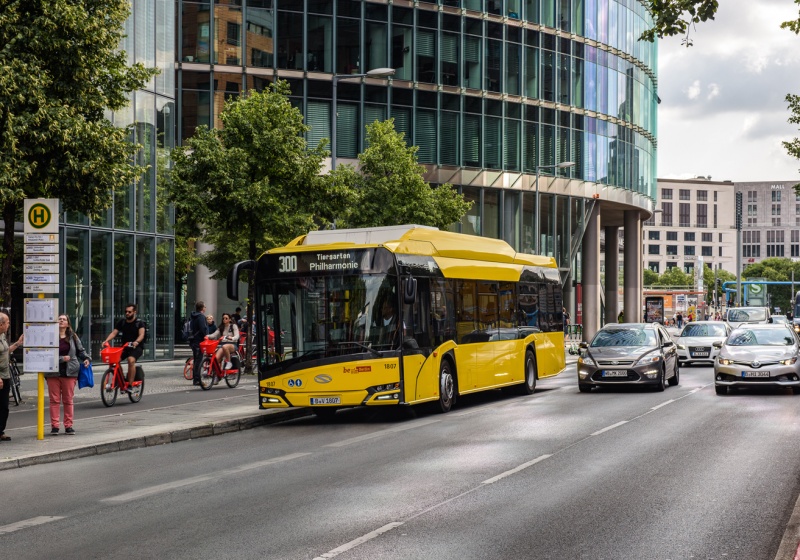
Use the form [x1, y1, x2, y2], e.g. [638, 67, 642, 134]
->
[654, 367, 666, 392]
[678, 360, 685, 368]
[668, 361, 679, 386]
[715, 385, 727, 396]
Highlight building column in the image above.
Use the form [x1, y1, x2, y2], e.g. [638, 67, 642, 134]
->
[563, 274, 575, 327]
[604, 226, 619, 324]
[582, 203, 601, 341]
[195, 241, 218, 315]
[623, 210, 643, 322]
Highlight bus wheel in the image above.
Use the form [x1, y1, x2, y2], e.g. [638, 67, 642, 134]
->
[516, 350, 537, 395]
[436, 360, 455, 413]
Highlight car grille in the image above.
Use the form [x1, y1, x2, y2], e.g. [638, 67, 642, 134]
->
[591, 371, 640, 382]
[596, 360, 635, 366]
[689, 346, 711, 358]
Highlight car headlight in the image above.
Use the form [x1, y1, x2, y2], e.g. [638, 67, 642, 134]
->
[780, 357, 797, 365]
[677, 344, 686, 350]
[634, 353, 661, 366]
[718, 357, 733, 365]
[579, 355, 596, 367]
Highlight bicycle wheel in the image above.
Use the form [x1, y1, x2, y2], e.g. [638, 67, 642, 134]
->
[100, 368, 118, 407]
[128, 376, 145, 403]
[9, 361, 22, 406]
[224, 363, 241, 388]
[183, 357, 193, 380]
[199, 356, 215, 390]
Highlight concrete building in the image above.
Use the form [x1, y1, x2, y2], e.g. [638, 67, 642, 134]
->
[643, 177, 737, 276]
[737, 181, 800, 269]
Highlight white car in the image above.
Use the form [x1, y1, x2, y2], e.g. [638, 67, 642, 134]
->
[676, 321, 732, 366]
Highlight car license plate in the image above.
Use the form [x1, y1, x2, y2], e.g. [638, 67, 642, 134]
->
[310, 397, 341, 405]
[692, 352, 709, 357]
[742, 371, 770, 378]
[602, 370, 628, 377]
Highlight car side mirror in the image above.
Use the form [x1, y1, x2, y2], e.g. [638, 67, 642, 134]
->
[662, 340, 674, 348]
[712, 341, 723, 348]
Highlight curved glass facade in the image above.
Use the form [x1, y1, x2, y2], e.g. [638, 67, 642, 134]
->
[178, 0, 657, 264]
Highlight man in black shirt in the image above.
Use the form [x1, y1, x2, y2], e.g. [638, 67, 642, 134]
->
[103, 303, 146, 390]
[188, 301, 209, 385]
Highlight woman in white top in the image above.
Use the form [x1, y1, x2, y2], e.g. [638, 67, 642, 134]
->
[208, 313, 239, 369]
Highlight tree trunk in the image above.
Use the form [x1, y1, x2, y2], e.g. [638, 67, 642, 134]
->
[1, 200, 18, 309]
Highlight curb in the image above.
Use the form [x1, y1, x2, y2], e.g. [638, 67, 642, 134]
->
[0, 408, 312, 471]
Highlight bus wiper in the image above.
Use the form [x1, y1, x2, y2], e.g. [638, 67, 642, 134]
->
[337, 341, 381, 357]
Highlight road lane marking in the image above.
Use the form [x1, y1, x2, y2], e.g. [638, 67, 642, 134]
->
[651, 399, 675, 410]
[313, 522, 404, 559]
[482, 454, 552, 484]
[325, 418, 441, 448]
[102, 452, 311, 503]
[0, 516, 65, 534]
[591, 420, 628, 436]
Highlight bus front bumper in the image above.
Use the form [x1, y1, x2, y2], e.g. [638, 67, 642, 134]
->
[259, 385, 402, 408]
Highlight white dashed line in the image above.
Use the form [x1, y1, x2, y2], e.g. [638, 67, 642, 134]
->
[651, 399, 675, 410]
[0, 516, 65, 534]
[313, 522, 404, 559]
[591, 420, 628, 436]
[482, 454, 552, 485]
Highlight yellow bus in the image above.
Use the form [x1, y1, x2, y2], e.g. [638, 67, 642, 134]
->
[228, 225, 566, 415]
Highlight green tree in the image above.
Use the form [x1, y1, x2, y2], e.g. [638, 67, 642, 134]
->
[658, 267, 693, 287]
[702, 266, 735, 307]
[333, 119, 470, 229]
[643, 269, 660, 286]
[0, 0, 157, 307]
[168, 82, 353, 368]
[742, 257, 800, 310]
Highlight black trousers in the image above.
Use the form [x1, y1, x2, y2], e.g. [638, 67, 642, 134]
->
[0, 378, 10, 436]
[190, 343, 203, 381]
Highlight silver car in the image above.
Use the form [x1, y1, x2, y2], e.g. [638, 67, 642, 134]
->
[713, 324, 800, 395]
[725, 307, 771, 329]
[676, 321, 731, 366]
[577, 323, 679, 392]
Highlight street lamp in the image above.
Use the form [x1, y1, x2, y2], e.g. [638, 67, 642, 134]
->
[331, 67, 395, 170]
[534, 161, 576, 254]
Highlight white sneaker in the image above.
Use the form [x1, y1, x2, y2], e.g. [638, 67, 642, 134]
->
[224, 361, 233, 370]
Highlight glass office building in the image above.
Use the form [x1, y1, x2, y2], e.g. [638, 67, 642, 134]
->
[178, 0, 658, 332]
[60, 0, 177, 360]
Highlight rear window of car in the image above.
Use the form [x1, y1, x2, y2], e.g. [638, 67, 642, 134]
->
[727, 308, 768, 322]
[681, 324, 727, 337]
[727, 328, 795, 346]
[590, 328, 657, 347]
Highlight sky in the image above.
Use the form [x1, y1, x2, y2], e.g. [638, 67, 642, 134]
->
[657, 0, 800, 182]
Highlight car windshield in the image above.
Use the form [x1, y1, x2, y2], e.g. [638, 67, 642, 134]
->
[727, 328, 795, 347]
[772, 315, 789, 324]
[681, 324, 728, 337]
[590, 328, 657, 347]
[727, 308, 767, 322]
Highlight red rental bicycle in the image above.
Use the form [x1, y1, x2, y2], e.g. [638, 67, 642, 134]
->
[100, 342, 144, 407]
[198, 337, 241, 390]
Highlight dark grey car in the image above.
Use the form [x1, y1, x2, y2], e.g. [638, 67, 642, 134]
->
[577, 323, 679, 392]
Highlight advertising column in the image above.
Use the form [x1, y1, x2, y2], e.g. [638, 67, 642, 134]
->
[23, 199, 60, 440]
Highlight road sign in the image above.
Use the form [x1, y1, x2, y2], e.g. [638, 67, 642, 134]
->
[23, 199, 58, 234]
[24, 254, 59, 264]
[23, 284, 59, 294]
[24, 244, 59, 254]
[24, 233, 59, 244]
[24, 274, 58, 283]
[24, 264, 58, 274]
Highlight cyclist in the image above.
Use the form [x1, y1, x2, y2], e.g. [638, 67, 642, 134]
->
[102, 303, 146, 392]
[188, 301, 208, 385]
[208, 312, 239, 369]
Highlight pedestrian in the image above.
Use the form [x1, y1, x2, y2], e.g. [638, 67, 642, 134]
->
[188, 302, 209, 386]
[676, 312, 683, 328]
[562, 307, 571, 334]
[618, 310, 624, 323]
[206, 314, 217, 336]
[232, 307, 243, 326]
[47, 315, 90, 435]
[0, 312, 24, 442]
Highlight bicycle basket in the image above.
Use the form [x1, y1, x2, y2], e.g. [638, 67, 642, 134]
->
[199, 338, 219, 354]
[101, 346, 125, 364]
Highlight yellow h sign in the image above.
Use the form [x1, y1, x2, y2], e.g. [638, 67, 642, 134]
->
[23, 199, 59, 234]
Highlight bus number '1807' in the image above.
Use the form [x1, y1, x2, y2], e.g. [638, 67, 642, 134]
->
[278, 256, 297, 273]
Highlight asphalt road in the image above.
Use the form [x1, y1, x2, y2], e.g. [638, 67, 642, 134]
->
[4, 363, 800, 560]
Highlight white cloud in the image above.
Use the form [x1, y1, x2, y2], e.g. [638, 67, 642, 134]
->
[657, 0, 800, 182]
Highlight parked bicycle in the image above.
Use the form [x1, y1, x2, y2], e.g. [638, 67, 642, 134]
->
[100, 342, 145, 407]
[9, 355, 22, 406]
[198, 337, 241, 390]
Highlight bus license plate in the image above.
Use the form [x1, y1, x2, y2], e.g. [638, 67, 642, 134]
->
[742, 371, 770, 378]
[310, 397, 341, 405]
[602, 370, 628, 377]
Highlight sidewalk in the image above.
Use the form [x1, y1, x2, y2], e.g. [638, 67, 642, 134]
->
[1, 351, 579, 471]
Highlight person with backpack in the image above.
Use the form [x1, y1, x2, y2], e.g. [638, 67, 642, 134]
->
[188, 301, 208, 386]
[102, 303, 146, 393]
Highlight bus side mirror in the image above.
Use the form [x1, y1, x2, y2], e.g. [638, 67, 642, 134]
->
[403, 277, 417, 304]
[227, 260, 255, 301]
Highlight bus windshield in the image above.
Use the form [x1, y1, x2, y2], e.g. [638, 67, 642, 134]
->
[260, 273, 399, 365]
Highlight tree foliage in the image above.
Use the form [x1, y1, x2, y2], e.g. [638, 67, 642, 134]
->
[742, 257, 800, 309]
[332, 119, 471, 230]
[0, 0, 157, 306]
[640, 0, 720, 45]
[643, 269, 660, 286]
